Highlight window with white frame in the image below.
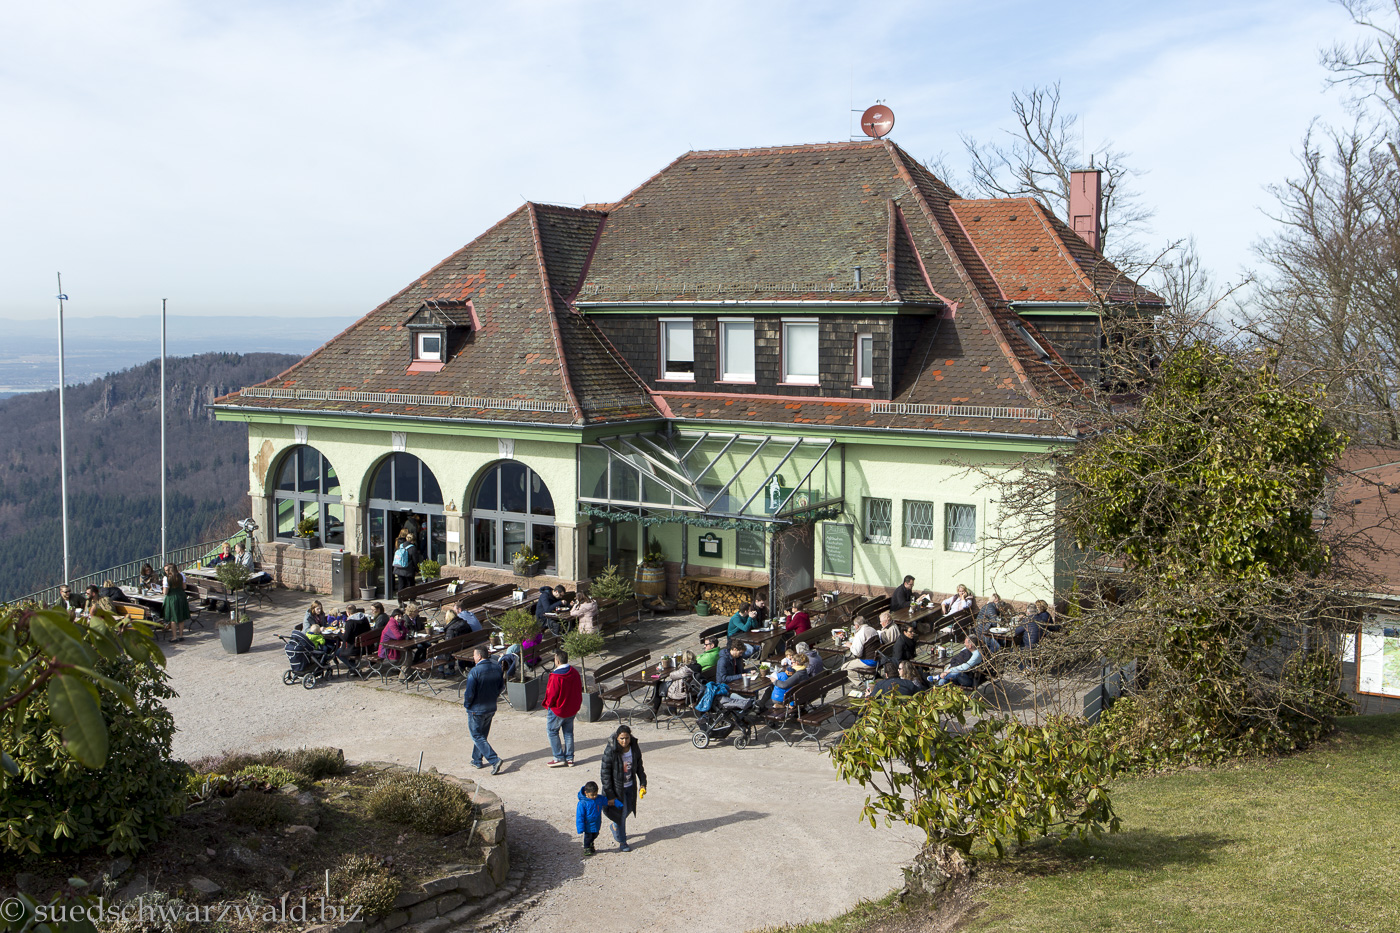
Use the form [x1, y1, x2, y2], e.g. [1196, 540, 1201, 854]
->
[863, 496, 892, 544]
[945, 503, 977, 552]
[856, 333, 874, 387]
[904, 500, 937, 548]
[782, 319, 819, 384]
[660, 319, 694, 380]
[416, 332, 443, 361]
[719, 319, 755, 381]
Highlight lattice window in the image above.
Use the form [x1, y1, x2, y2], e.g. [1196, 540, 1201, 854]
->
[864, 497, 892, 544]
[945, 503, 977, 552]
[904, 500, 937, 548]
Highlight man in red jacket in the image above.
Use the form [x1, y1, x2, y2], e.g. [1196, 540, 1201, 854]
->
[543, 649, 583, 767]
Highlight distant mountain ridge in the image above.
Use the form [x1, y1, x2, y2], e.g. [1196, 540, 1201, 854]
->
[0, 352, 298, 600]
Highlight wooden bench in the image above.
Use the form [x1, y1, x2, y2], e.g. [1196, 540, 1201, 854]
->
[593, 649, 651, 722]
[395, 576, 461, 606]
[598, 599, 640, 640]
[780, 586, 817, 609]
[698, 620, 729, 642]
[405, 634, 477, 693]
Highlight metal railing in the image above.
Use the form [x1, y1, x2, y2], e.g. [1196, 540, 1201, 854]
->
[869, 401, 1053, 421]
[5, 535, 240, 607]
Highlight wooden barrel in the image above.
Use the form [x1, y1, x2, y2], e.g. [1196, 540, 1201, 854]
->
[635, 563, 667, 596]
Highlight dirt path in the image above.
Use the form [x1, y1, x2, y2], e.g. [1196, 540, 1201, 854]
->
[165, 602, 921, 932]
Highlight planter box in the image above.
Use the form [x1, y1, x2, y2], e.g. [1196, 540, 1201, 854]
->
[218, 620, 255, 655]
[513, 561, 541, 577]
[577, 690, 606, 723]
[294, 537, 318, 550]
[505, 674, 545, 712]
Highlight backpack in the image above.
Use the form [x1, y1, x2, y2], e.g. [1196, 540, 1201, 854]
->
[393, 543, 413, 569]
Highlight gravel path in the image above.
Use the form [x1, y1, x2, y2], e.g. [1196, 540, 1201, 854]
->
[165, 599, 921, 932]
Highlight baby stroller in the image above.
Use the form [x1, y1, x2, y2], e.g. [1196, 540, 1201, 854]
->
[691, 684, 770, 749]
[278, 630, 340, 689]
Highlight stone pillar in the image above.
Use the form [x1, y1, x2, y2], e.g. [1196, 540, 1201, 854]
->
[446, 511, 468, 567]
[344, 502, 365, 556]
[250, 495, 273, 543]
[555, 517, 581, 582]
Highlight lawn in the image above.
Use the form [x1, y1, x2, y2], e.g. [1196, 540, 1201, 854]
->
[762, 714, 1400, 933]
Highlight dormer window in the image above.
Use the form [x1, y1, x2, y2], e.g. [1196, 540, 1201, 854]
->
[404, 299, 477, 374]
[417, 332, 443, 362]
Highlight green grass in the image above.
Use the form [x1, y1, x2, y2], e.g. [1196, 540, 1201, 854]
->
[967, 713, 1400, 933]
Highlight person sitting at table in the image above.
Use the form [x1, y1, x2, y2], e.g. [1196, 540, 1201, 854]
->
[696, 636, 721, 678]
[234, 542, 272, 586]
[977, 593, 1005, 625]
[752, 595, 770, 627]
[206, 542, 234, 567]
[941, 583, 975, 617]
[86, 596, 117, 619]
[871, 661, 925, 697]
[447, 599, 484, 635]
[890, 575, 916, 612]
[303, 600, 328, 631]
[1013, 599, 1052, 648]
[714, 640, 747, 685]
[841, 615, 883, 686]
[888, 621, 919, 664]
[378, 610, 408, 662]
[784, 600, 810, 638]
[771, 654, 810, 703]
[56, 584, 84, 614]
[877, 610, 900, 646]
[139, 565, 159, 592]
[98, 579, 124, 602]
[727, 602, 758, 637]
[304, 623, 328, 649]
[339, 606, 371, 657]
[654, 650, 704, 713]
[552, 585, 572, 610]
[367, 602, 389, 639]
[536, 585, 563, 633]
[84, 585, 102, 608]
[931, 636, 988, 689]
[797, 641, 824, 675]
[569, 591, 599, 634]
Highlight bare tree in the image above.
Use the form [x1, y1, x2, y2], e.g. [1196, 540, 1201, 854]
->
[959, 83, 1154, 261]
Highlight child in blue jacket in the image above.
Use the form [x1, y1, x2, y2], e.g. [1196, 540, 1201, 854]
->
[576, 782, 603, 857]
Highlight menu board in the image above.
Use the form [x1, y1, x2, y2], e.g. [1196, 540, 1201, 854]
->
[822, 523, 854, 577]
[736, 528, 766, 568]
[1357, 616, 1400, 698]
[697, 532, 723, 560]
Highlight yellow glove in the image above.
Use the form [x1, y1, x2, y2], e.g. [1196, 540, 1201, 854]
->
[639, 786, 647, 800]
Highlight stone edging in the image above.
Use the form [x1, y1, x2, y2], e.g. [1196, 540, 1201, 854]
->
[316, 761, 513, 933]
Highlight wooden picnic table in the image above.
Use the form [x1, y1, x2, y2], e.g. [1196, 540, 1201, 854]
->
[381, 630, 446, 655]
[889, 605, 943, 626]
[798, 592, 861, 617]
[480, 594, 540, 615]
[731, 625, 780, 645]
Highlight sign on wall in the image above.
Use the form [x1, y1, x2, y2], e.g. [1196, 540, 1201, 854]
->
[821, 523, 854, 577]
[697, 532, 723, 560]
[736, 528, 766, 568]
[1357, 616, 1400, 698]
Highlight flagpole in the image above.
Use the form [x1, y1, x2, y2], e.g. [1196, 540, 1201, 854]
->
[56, 273, 70, 585]
[161, 298, 167, 568]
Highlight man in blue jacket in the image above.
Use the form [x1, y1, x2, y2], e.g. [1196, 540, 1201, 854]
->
[463, 646, 506, 774]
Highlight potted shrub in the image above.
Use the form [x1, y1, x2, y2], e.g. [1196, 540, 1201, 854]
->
[635, 542, 667, 597]
[589, 563, 633, 605]
[294, 516, 319, 550]
[218, 611, 255, 655]
[357, 554, 380, 600]
[497, 608, 545, 711]
[418, 559, 441, 582]
[511, 545, 542, 577]
[214, 561, 252, 618]
[563, 628, 607, 722]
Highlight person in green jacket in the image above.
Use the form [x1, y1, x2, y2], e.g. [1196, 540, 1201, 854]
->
[696, 635, 721, 675]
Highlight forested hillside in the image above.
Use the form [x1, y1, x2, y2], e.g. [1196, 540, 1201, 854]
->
[0, 352, 298, 600]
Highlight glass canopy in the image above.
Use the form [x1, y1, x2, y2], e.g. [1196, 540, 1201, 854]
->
[579, 430, 843, 522]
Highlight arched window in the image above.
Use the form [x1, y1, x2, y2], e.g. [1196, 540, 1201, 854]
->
[273, 446, 344, 546]
[365, 453, 446, 594]
[471, 462, 556, 573]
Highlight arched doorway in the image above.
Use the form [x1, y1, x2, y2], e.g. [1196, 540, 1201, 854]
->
[471, 462, 556, 574]
[366, 453, 445, 594]
[272, 446, 344, 547]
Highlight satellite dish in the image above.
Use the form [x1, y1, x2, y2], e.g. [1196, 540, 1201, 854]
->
[860, 105, 895, 138]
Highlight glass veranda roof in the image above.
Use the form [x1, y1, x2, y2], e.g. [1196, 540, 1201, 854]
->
[579, 430, 843, 522]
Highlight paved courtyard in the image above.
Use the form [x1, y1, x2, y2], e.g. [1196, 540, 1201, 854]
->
[164, 592, 924, 933]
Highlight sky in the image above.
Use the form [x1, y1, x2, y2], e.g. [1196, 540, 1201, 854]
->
[0, 0, 1364, 321]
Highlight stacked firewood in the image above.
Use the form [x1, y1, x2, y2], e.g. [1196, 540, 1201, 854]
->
[679, 580, 755, 616]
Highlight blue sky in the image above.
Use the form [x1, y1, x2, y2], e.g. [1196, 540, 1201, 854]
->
[0, 0, 1359, 319]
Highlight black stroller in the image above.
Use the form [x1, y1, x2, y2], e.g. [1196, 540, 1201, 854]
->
[278, 631, 340, 689]
[691, 684, 770, 749]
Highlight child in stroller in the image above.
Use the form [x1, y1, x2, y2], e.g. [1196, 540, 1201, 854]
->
[691, 683, 770, 749]
[279, 629, 340, 688]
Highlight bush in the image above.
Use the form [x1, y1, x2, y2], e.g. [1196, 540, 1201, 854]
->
[223, 789, 295, 828]
[588, 563, 633, 602]
[233, 764, 301, 789]
[366, 772, 476, 835]
[187, 746, 346, 783]
[281, 746, 346, 781]
[331, 853, 401, 918]
[0, 656, 187, 856]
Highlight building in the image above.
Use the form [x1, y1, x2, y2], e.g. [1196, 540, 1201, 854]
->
[214, 139, 1159, 603]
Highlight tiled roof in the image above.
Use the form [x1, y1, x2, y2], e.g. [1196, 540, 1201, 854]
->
[949, 198, 1164, 305]
[1332, 447, 1400, 598]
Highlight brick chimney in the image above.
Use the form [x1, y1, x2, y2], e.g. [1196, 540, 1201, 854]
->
[1069, 169, 1103, 252]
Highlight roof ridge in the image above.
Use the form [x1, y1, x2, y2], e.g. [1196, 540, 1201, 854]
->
[679, 140, 888, 159]
[526, 203, 583, 422]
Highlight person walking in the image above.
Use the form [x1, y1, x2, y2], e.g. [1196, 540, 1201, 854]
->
[462, 645, 506, 774]
[543, 649, 583, 767]
[576, 781, 604, 857]
[599, 725, 646, 852]
[391, 531, 419, 594]
[161, 563, 191, 643]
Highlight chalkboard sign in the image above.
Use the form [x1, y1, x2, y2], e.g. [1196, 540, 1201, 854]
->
[822, 523, 854, 577]
[698, 532, 723, 560]
[736, 528, 766, 568]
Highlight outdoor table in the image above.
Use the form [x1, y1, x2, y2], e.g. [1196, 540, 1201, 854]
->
[799, 592, 861, 619]
[120, 587, 166, 612]
[731, 625, 778, 646]
[889, 605, 941, 626]
[481, 594, 539, 614]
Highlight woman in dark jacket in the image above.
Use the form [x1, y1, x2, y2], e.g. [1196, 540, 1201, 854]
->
[599, 725, 646, 852]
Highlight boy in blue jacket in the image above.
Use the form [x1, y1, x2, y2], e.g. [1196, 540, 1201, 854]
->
[576, 781, 603, 857]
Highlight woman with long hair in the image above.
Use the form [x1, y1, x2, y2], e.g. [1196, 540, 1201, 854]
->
[162, 563, 191, 642]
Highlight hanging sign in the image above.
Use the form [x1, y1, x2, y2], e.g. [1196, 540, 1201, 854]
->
[698, 532, 723, 560]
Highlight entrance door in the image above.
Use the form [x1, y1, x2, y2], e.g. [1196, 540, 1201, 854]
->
[773, 524, 815, 603]
[586, 520, 641, 579]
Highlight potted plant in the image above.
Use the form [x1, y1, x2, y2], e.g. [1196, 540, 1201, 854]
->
[218, 610, 255, 655]
[563, 628, 607, 722]
[294, 516, 319, 550]
[511, 546, 542, 577]
[589, 563, 633, 605]
[497, 607, 545, 711]
[214, 561, 252, 618]
[357, 554, 380, 600]
[635, 542, 667, 596]
[418, 559, 441, 581]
